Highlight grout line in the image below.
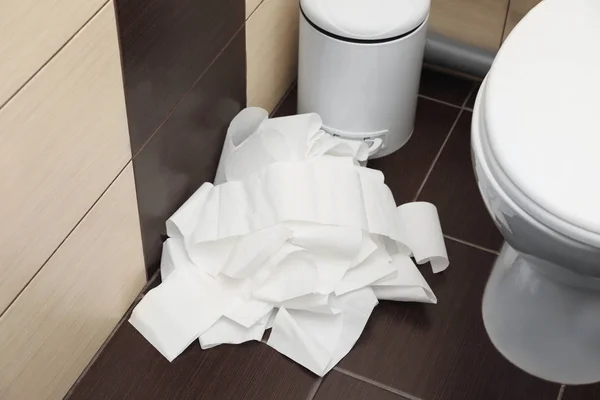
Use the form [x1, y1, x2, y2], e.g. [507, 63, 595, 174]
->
[417, 94, 462, 109]
[556, 385, 566, 400]
[444, 235, 500, 255]
[413, 84, 476, 202]
[132, 23, 245, 159]
[500, 0, 512, 46]
[463, 107, 474, 112]
[246, 0, 266, 21]
[64, 270, 160, 399]
[412, 108, 463, 201]
[305, 377, 323, 400]
[0, 160, 131, 320]
[0, 0, 111, 111]
[270, 81, 297, 117]
[334, 367, 422, 400]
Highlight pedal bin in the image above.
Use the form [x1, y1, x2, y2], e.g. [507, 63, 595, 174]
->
[298, 0, 430, 158]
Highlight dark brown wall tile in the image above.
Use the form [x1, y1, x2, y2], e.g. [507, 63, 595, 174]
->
[417, 111, 503, 250]
[339, 239, 561, 400]
[133, 30, 246, 274]
[116, 0, 244, 153]
[419, 68, 476, 106]
[67, 323, 317, 400]
[314, 372, 409, 400]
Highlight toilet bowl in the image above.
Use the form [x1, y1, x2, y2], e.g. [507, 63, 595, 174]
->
[470, 0, 600, 384]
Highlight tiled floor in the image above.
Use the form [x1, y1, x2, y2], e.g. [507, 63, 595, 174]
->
[67, 69, 598, 399]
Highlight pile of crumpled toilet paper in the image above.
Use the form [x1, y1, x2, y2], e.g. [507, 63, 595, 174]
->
[129, 107, 449, 376]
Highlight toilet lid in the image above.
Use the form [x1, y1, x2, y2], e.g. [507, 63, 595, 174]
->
[300, 0, 430, 41]
[484, 0, 600, 242]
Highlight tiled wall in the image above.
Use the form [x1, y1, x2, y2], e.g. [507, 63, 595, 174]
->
[502, 0, 542, 40]
[0, 2, 146, 399]
[118, 0, 246, 274]
[246, 0, 299, 112]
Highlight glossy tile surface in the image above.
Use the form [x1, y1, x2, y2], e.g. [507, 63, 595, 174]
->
[367, 99, 459, 205]
[133, 31, 246, 273]
[314, 372, 408, 400]
[116, 0, 244, 153]
[465, 81, 481, 109]
[68, 324, 316, 400]
[418, 68, 476, 106]
[563, 384, 600, 400]
[272, 86, 298, 117]
[339, 240, 561, 400]
[418, 112, 504, 251]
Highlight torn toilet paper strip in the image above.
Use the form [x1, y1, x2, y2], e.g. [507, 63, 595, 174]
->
[214, 108, 369, 185]
[164, 157, 448, 274]
[129, 108, 448, 375]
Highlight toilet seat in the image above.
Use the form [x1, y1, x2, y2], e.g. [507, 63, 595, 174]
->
[482, 0, 600, 248]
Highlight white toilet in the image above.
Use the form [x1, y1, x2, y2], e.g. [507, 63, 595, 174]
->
[471, 0, 600, 385]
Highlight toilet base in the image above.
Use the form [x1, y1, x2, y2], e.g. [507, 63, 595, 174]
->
[482, 243, 600, 384]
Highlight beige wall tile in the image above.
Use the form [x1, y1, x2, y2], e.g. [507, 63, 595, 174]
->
[0, 2, 132, 313]
[0, 0, 106, 107]
[246, 0, 299, 112]
[0, 163, 145, 400]
[246, 0, 264, 19]
[503, 0, 542, 41]
[429, 0, 510, 50]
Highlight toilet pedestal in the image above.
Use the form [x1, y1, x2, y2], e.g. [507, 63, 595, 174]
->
[483, 243, 600, 384]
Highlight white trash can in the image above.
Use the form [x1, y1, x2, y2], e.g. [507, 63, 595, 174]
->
[298, 0, 430, 158]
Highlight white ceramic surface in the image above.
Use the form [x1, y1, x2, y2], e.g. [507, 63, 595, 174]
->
[484, 0, 600, 244]
[472, 77, 600, 384]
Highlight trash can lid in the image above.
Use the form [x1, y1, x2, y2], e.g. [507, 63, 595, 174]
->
[300, 0, 430, 41]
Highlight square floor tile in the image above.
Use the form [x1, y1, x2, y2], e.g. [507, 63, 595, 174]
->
[272, 86, 297, 117]
[339, 240, 561, 400]
[314, 371, 408, 400]
[418, 68, 476, 106]
[68, 324, 317, 400]
[417, 111, 504, 251]
[367, 99, 460, 204]
[563, 384, 600, 399]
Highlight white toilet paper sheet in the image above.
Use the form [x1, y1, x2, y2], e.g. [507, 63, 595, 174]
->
[130, 108, 449, 376]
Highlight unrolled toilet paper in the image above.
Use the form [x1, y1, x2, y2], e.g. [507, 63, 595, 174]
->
[129, 108, 449, 376]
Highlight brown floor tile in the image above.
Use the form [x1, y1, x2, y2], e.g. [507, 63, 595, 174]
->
[314, 372, 409, 400]
[465, 81, 481, 109]
[67, 324, 317, 400]
[117, 0, 244, 153]
[339, 239, 561, 400]
[272, 86, 298, 117]
[133, 30, 246, 274]
[368, 99, 460, 204]
[417, 111, 503, 251]
[418, 68, 476, 106]
[563, 384, 600, 399]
